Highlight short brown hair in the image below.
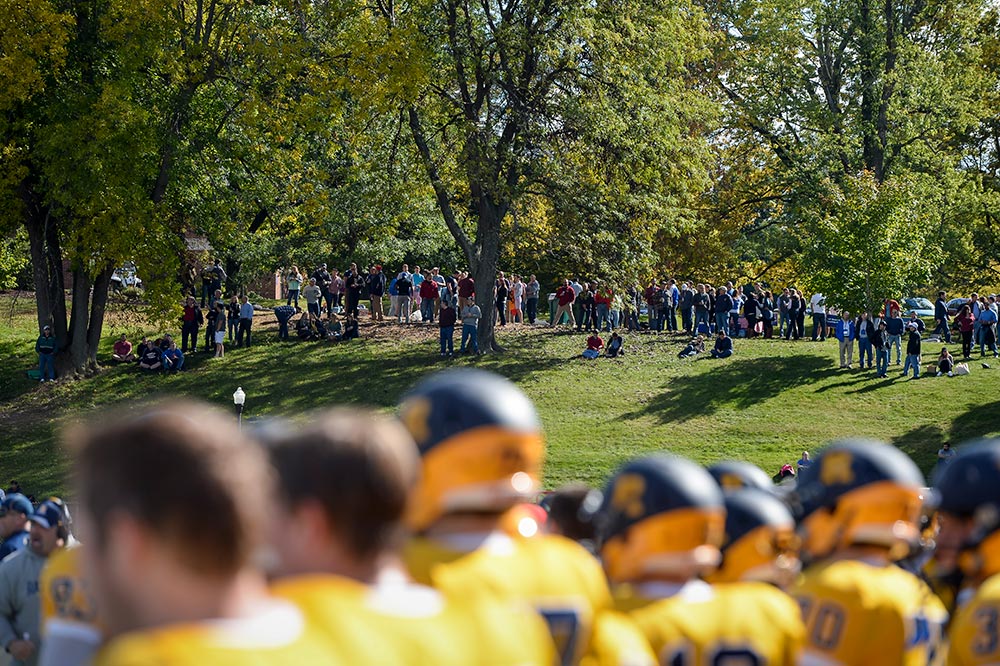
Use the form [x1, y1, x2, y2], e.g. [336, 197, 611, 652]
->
[70, 401, 269, 577]
[266, 408, 418, 559]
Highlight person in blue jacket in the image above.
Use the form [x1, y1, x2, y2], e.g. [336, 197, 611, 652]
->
[835, 310, 856, 369]
[0, 494, 32, 560]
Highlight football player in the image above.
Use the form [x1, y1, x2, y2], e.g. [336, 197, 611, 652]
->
[264, 406, 554, 665]
[790, 439, 947, 666]
[933, 438, 1000, 665]
[596, 454, 804, 665]
[70, 402, 331, 665]
[37, 498, 102, 666]
[708, 487, 800, 588]
[398, 368, 654, 666]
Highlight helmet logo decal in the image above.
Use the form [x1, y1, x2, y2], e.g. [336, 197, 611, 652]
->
[820, 451, 855, 486]
[611, 474, 646, 519]
[400, 397, 432, 445]
[720, 474, 743, 490]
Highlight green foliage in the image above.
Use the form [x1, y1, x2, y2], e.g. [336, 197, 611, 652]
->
[0, 228, 29, 289]
[801, 172, 936, 314]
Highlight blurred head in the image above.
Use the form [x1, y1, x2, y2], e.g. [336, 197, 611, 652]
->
[789, 439, 925, 563]
[596, 454, 724, 584]
[933, 439, 1000, 581]
[398, 369, 543, 532]
[544, 484, 600, 545]
[708, 489, 799, 587]
[70, 402, 270, 636]
[28, 500, 68, 557]
[0, 494, 32, 539]
[265, 409, 418, 580]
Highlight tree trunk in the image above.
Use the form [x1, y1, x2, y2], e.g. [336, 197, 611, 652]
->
[474, 193, 505, 353]
[21, 182, 68, 345]
[87, 265, 114, 366]
[66, 266, 93, 374]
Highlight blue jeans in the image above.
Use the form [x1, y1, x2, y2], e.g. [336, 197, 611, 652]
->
[526, 298, 538, 324]
[695, 310, 709, 331]
[665, 305, 677, 331]
[716, 312, 730, 336]
[711, 349, 733, 358]
[38, 352, 55, 380]
[857, 338, 873, 367]
[460, 324, 479, 353]
[421, 299, 435, 323]
[887, 334, 902, 364]
[596, 304, 610, 331]
[903, 354, 921, 377]
[876, 348, 889, 376]
[812, 314, 826, 340]
[286, 289, 299, 307]
[439, 326, 454, 354]
[610, 309, 620, 329]
[934, 319, 952, 343]
[681, 308, 692, 332]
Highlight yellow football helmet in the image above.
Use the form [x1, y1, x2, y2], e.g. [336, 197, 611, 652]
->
[595, 454, 724, 584]
[398, 369, 544, 531]
[789, 439, 925, 562]
[708, 488, 799, 587]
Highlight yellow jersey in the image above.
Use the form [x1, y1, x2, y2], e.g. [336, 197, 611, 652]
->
[92, 597, 332, 666]
[39, 545, 102, 666]
[794, 558, 947, 666]
[946, 573, 1000, 665]
[405, 532, 646, 666]
[273, 572, 553, 665]
[615, 580, 804, 665]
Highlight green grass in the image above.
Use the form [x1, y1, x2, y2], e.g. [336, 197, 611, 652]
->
[2, 293, 998, 498]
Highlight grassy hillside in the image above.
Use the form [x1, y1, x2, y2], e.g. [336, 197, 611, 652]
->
[2, 293, 998, 498]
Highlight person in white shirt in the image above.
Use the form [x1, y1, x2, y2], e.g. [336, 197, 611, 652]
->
[809, 293, 826, 340]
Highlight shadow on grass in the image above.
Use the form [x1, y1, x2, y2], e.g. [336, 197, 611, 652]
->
[624, 354, 838, 424]
[892, 400, 1000, 475]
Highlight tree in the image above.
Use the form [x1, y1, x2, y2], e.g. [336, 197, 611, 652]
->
[345, 0, 715, 351]
[801, 171, 935, 315]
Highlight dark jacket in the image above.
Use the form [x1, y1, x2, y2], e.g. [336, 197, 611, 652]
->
[885, 317, 905, 335]
[935, 298, 949, 321]
[714, 336, 733, 353]
[854, 318, 876, 341]
[367, 272, 386, 296]
[715, 292, 734, 314]
[872, 328, 889, 350]
[439, 307, 458, 328]
[906, 331, 922, 356]
[35, 335, 56, 354]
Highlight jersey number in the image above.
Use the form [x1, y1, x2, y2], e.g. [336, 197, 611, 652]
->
[798, 598, 846, 651]
[667, 646, 762, 666]
[974, 607, 999, 655]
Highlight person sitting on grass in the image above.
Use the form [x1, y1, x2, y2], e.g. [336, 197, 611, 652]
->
[936, 347, 955, 377]
[678, 335, 705, 359]
[162, 340, 185, 373]
[606, 332, 624, 357]
[296, 312, 316, 340]
[112, 334, 135, 363]
[710, 330, 733, 359]
[342, 314, 359, 341]
[582, 332, 604, 359]
[138, 339, 164, 372]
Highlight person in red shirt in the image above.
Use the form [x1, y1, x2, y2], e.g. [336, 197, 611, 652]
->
[553, 279, 577, 328]
[583, 332, 604, 358]
[180, 296, 202, 353]
[457, 272, 475, 310]
[594, 284, 613, 332]
[420, 273, 440, 324]
[112, 334, 135, 363]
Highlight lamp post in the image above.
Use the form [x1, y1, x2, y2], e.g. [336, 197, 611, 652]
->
[233, 387, 246, 429]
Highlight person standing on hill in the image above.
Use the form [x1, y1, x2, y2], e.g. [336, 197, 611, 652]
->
[460, 297, 482, 354]
[285, 266, 302, 307]
[934, 290, 952, 343]
[885, 306, 905, 365]
[525, 275, 540, 324]
[809, 292, 826, 341]
[835, 311, 855, 369]
[785, 291, 801, 340]
[553, 279, 576, 328]
[213, 302, 227, 359]
[366, 265, 386, 321]
[180, 297, 202, 354]
[36, 326, 56, 383]
[457, 272, 475, 310]
[902, 322, 922, 378]
[302, 278, 322, 318]
[345, 264, 365, 320]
